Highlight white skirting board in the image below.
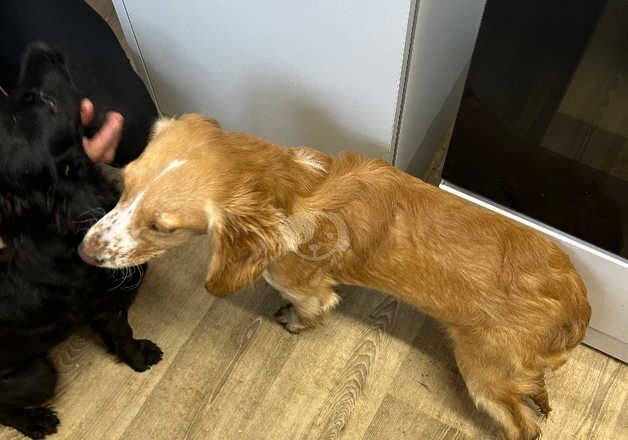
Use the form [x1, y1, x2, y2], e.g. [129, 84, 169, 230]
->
[440, 180, 628, 362]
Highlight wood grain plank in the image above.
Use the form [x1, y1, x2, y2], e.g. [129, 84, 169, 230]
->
[300, 297, 400, 440]
[541, 345, 628, 440]
[300, 297, 425, 440]
[0, 426, 24, 440]
[180, 283, 298, 440]
[234, 287, 422, 440]
[56, 237, 214, 440]
[386, 317, 497, 438]
[118, 278, 285, 440]
[364, 394, 467, 440]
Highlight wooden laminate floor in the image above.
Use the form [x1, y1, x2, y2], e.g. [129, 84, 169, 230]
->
[1, 236, 626, 440]
[0, 1, 625, 439]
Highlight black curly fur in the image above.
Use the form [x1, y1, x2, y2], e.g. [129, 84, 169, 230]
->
[0, 43, 161, 439]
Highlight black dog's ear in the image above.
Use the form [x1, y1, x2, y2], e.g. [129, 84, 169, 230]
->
[0, 136, 56, 232]
[0, 191, 49, 231]
[0, 137, 57, 193]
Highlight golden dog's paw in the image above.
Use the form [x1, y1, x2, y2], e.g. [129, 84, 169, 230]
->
[274, 304, 307, 334]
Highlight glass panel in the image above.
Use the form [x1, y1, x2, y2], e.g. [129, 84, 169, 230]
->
[443, 0, 628, 259]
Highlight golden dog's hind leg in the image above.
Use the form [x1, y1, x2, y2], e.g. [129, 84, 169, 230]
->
[530, 376, 551, 417]
[263, 270, 339, 333]
[451, 333, 543, 440]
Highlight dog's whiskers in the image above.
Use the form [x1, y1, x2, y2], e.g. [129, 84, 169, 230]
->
[108, 265, 145, 292]
[107, 266, 130, 291]
[72, 217, 99, 225]
[74, 207, 106, 221]
[72, 207, 108, 231]
[124, 264, 145, 291]
[79, 207, 106, 217]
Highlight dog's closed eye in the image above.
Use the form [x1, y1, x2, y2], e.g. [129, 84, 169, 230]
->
[21, 90, 57, 112]
[149, 215, 175, 234]
[23, 92, 36, 104]
[149, 211, 209, 236]
[148, 223, 164, 233]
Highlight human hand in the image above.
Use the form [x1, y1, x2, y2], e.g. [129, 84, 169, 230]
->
[80, 98, 124, 164]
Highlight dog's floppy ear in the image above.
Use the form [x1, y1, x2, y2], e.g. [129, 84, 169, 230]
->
[204, 193, 290, 296]
[0, 137, 56, 192]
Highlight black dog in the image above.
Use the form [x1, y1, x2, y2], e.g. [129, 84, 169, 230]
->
[0, 44, 162, 439]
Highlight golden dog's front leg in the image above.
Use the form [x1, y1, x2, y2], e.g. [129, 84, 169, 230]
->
[273, 287, 340, 333]
[263, 269, 339, 334]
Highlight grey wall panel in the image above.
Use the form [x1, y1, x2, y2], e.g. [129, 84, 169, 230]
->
[396, 0, 486, 175]
[115, 0, 413, 160]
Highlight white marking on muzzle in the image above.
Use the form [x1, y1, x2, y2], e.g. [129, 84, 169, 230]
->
[84, 159, 189, 267]
[84, 191, 145, 267]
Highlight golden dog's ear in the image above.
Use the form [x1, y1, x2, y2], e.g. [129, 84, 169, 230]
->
[204, 196, 289, 296]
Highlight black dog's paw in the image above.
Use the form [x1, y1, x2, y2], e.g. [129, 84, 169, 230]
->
[1, 407, 60, 439]
[120, 339, 163, 372]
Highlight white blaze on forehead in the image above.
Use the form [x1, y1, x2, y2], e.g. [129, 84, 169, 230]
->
[106, 190, 145, 238]
[157, 159, 187, 179]
[93, 159, 187, 241]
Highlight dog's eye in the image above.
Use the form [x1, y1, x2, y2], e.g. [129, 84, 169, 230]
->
[22, 92, 36, 104]
[148, 223, 171, 234]
[20, 91, 56, 111]
[148, 223, 161, 232]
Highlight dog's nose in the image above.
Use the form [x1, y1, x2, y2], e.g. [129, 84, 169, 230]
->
[78, 241, 104, 266]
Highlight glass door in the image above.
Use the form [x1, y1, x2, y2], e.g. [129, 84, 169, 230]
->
[441, 0, 627, 360]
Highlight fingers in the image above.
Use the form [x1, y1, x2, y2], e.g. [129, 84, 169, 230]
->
[80, 98, 94, 126]
[83, 111, 124, 164]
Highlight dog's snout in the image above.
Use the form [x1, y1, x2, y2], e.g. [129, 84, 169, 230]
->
[78, 241, 104, 266]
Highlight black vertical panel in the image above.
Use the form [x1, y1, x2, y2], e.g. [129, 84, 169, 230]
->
[466, 0, 605, 144]
[443, 0, 628, 258]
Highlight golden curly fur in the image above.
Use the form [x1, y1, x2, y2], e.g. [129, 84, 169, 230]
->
[81, 114, 591, 440]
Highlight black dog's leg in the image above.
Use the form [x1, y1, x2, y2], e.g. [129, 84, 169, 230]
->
[91, 309, 162, 372]
[0, 357, 59, 439]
